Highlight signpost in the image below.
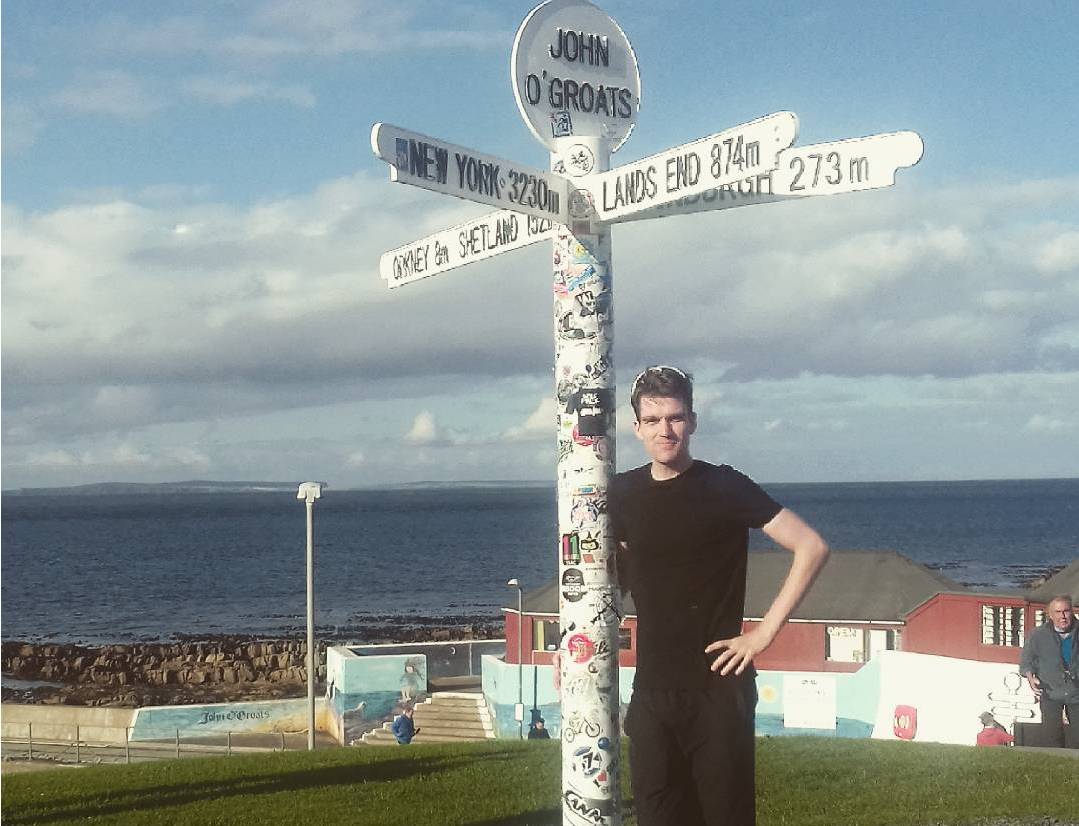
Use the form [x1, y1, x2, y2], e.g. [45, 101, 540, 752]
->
[370, 1, 921, 822]
[380, 209, 557, 287]
[581, 111, 799, 222]
[372, 123, 573, 224]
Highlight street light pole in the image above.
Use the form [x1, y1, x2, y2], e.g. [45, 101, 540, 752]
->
[507, 578, 523, 739]
[297, 482, 323, 751]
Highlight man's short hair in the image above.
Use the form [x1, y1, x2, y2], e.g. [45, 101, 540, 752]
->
[1048, 594, 1074, 608]
[631, 365, 693, 419]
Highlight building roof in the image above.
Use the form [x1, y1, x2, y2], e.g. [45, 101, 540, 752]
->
[1028, 558, 1079, 604]
[510, 549, 966, 624]
[745, 549, 963, 622]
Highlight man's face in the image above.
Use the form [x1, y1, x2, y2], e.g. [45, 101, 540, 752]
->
[1048, 599, 1075, 632]
[633, 395, 696, 467]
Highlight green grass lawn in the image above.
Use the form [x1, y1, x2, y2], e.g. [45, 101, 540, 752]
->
[2, 738, 1077, 826]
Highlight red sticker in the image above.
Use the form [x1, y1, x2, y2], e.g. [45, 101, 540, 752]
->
[567, 633, 596, 664]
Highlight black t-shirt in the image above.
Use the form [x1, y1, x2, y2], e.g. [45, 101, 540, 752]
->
[610, 460, 782, 689]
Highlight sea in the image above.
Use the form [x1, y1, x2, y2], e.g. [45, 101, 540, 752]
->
[1, 479, 1077, 645]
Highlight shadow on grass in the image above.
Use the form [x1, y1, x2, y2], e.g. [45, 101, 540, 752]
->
[4, 748, 524, 825]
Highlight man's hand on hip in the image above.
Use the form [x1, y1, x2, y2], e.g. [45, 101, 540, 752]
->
[705, 626, 775, 676]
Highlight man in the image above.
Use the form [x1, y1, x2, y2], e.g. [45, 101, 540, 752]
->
[611, 366, 829, 826]
[976, 711, 1014, 747]
[391, 705, 420, 745]
[1020, 594, 1078, 748]
[528, 717, 552, 739]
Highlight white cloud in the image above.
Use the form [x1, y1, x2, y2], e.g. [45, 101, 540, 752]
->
[3, 172, 1079, 487]
[405, 411, 438, 444]
[50, 70, 163, 117]
[346, 450, 365, 466]
[179, 76, 315, 108]
[1025, 414, 1072, 433]
[165, 446, 212, 469]
[24, 450, 80, 468]
[505, 398, 557, 440]
[1033, 230, 1079, 275]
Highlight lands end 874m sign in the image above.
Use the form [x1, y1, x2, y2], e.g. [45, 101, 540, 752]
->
[513, 0, 641, 153]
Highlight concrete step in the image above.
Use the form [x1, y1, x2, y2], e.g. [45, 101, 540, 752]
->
[413, 708, 488, 722]
[360, 700, 493, 744]
[410, 723, 491, 737]
[424, 698, 483, 710]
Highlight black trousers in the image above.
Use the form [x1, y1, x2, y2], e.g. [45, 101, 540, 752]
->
[626, 674, 757, 826]
[1040, 697, 1079, 748]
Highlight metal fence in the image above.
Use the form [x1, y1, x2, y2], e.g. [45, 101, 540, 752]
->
[1, 722, 305, 767]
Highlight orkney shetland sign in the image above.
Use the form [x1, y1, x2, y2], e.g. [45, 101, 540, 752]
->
[619, 130, 924, 222]
[512, 0, 641, 152]
[584, 111, 799, 222]
[380, 209, 557, 287]
[371, 123, 573, 224]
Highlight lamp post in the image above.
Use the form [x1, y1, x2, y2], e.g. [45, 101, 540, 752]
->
[297, 482, 323, 751]
[506, 577, 524, 739]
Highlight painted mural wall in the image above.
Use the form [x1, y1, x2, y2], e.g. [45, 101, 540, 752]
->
[482, 650, 1037, 746]
[130, 697, 331, 741]
[325, 647, 428, 745]
[868, 650, 1038, 744]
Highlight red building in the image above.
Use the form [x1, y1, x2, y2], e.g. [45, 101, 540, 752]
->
[503, 552, 1078, 671]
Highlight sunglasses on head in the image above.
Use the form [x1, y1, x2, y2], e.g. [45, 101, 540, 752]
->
[631, 365, 689, 395]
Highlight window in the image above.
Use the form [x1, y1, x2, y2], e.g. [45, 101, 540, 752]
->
[533, 620, 560, 652]
[982, 605, 1024, 647]
[826, 626, 898, 663]
[1034, 609, 1045, 627]
[618, 627, 633, 650]
[825, 626, 864, 663]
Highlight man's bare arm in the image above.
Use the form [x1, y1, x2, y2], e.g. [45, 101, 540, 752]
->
[705, 508, 829, 675]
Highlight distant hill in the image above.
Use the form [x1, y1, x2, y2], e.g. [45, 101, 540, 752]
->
[4, 479, 551, 496]
[4, 481, 303, 496]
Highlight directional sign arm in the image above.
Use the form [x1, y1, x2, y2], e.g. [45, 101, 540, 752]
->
[581, 111, 799, 223]
[379, 209, 558, 288]
[611, 131, 924, 224]
[371, 123, 573, 224]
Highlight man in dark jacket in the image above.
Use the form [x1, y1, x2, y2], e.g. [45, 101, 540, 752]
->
[527, 718, 551, 739]
[1020, 595, 1078, 748]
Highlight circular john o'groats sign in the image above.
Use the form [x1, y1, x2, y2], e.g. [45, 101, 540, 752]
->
[512, 0, 641, 153]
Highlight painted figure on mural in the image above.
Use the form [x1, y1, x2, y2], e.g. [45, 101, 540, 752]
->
[610, 366, 830, 826]
[400, 656, 424, 702]
[1020, 594, 1079, 748]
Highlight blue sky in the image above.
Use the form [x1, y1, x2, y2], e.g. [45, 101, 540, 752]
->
[3, 0, 1078, 489]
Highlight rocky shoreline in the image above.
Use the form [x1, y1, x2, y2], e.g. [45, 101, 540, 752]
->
[1, 616, 504, 708]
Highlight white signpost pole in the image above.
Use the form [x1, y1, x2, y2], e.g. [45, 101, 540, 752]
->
[512, 2, 639, 821]
[551, 136, 621, 825]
